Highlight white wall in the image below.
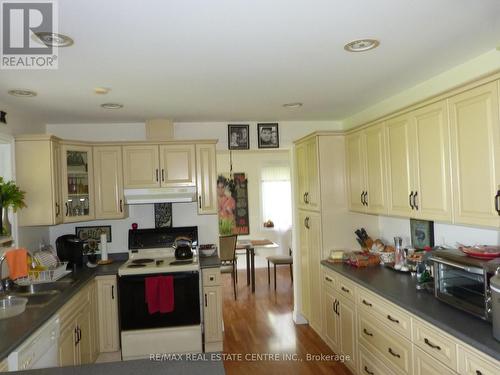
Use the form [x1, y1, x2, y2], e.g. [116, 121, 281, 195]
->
[46, 123, 146, 141]
[378, 216, 500, 249]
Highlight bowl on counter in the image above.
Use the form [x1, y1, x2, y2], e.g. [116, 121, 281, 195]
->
[198, 244, 217, 257]
[0, 295, 28, 319]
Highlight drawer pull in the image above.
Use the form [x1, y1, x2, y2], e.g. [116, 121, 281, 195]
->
[476, 371, 483, 375]
[388, 348, 400, 358]
[341, 286, 350, 293]
[363, 328, 373, 337]
[209, 276, 214, 281]
[387, 315, 399, 324]
[325, 276, 333, 283]
[364, 366, 374, 375]
[424, 338, 441, 351]
[362, 299, 372, 307]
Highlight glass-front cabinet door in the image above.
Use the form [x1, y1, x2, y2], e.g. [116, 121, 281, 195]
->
[61, 144, 95, 222]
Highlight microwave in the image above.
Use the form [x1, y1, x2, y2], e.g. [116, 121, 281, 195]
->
[429, 249, 500, 321]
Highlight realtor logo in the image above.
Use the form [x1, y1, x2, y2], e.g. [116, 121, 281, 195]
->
[1, 0, 58, 69]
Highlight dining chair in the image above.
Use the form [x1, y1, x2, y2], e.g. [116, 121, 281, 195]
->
[219, 234, 238, 300]
[267, 248, 293, 290]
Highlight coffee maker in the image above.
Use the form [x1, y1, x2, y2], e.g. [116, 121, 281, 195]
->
[56, 234, 85, 269]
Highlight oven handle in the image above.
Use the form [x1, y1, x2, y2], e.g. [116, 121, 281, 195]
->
[429, 256, 484, 275]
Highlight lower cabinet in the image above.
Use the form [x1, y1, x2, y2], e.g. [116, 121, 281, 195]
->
[96, 275, 120, 352]
[338, 295, 356, 372]
[358, 343, 395, 375]
[202, 268, 223, 352]
[414, 347, 456, 375]
[58, 281, 97, 367]
[0, 359, 8, 372]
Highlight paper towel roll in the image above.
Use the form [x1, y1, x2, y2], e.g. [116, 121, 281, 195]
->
[100, 233, 108, 261]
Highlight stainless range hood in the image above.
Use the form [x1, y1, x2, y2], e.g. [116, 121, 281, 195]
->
[124, 187, 197, 205]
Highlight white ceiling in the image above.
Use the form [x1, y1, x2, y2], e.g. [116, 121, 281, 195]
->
[1, 0, 500, 124]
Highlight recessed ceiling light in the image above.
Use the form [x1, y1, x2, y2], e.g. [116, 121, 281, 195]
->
[100, 103, 124, 109]
[94, 87, 111, 95]
[344, 39, 380, 52]
[33, 32, 74, 47]
[282, 102, 303, 109]
[8, 89, 37, 97]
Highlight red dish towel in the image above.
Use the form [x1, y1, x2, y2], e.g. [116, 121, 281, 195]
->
[145, 276, 161, 314]
[145, 275, 175, 314]
[159, 276, 175, 313]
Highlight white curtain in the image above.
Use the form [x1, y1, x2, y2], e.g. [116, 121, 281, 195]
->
[261, 165, 292, 231]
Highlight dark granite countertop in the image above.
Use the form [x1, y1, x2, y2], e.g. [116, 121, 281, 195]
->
[199, 255, 221, 269]
[11, 358, 225, 375]
[321, 261, 500, 361]
[0, 255, 127, 362]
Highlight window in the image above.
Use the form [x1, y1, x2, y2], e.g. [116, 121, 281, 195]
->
[261, 164, 292, 231]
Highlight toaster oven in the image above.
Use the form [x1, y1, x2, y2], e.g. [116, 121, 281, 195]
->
[429, 249, 500, 321]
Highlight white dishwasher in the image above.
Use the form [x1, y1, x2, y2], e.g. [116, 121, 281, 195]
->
[8, 314, 60, 371]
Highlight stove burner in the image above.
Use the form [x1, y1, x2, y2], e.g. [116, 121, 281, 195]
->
[132, 258, 154, 264]
[170, 259, 193, 265]
[127, 264, 147, 268]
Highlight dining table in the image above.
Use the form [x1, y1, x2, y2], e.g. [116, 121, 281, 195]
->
[236, 239, 279, 292]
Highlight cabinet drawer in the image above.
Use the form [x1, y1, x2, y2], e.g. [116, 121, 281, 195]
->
[335, 275, 356, 302]
[358, 343, 396, 375]
[457, 346, 500, 375]
[358, 312, 412, 374]
[322, 269, 336, 290]
[357, 288, 411, 339]
[414, 347, 456, 375]
[202, 268, 221, 286]
[413, 319, 457, 370]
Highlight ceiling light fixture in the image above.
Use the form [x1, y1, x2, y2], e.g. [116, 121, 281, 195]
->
[94, 87, 111, 95]
[7, 89, 37, 97]
[33, 32, 74, 47]
[344, 39, 380, 52]
[100, 103, 124, 109]
[282, 102, 303, 109]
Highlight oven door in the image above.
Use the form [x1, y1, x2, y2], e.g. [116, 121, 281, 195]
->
[432, 259, 488, 319]
[118, 271, 200, 331]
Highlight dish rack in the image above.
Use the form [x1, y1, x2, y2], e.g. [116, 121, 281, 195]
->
[14, 262, 70, 286]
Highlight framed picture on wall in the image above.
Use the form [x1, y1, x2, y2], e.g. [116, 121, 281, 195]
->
[75, 225, 112, 242]
[410, 219, 434, 250]
[257, 123, 279, 149]
[228, 124, 249, 150]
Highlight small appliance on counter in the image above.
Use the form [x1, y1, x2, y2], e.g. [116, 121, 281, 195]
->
[55, 234, 85, 269]
[491, 270, 500, 341]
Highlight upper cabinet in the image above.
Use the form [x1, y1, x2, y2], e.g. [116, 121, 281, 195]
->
[123, 144, 196, 189]
[159, 144, 196, 187]
[15, 136, 63, 226]
[61, 144, 95, 223]
[122, 145, 160, 188]
[296, 138, 320, 211]
[346, 123, 387, 215]
[448, 82, 500, 227]
[93, 146, 127, 220]
[196, 144, 217, 214]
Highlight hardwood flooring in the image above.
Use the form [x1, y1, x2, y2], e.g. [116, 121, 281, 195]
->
[221, 265, 353, 375]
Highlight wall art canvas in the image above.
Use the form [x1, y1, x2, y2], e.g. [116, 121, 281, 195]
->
[154, 203, 173, 228]
[217, 173, 249, 235]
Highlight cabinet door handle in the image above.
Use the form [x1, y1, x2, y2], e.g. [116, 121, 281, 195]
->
[204, 293, 208, 307]
[363, 328, 373, 337]
[495, 190, 500, 215]
[388, 348, 400, 358]
[65, 202, 69, 216]
[74, 327, 78, 346]
[155, 169, 159, 182]
[413, 191, 419, 210]
[55, 203, 60, 216]
[199, 195, 202, 209]
[119, 199, 123, 213]
[476, 370, 483, 375]
[336, 300, 340, 316]
[362, 299, 372, 307]
[161, 169, 165, 182]
[332, 300, 336, 313]
[424, 338, 441, 351]
[341, 286, 350, 294]
[305, 192, 310, 204]
[304, 217, 310, 229]
[111, 285, 115, 299]
[409, 191, 414, 209]
[303, 192, 307, 204]
[360, 191, 364, 205]
[387, 315, 399, 324]
[364, 191, 368, 206]
[364, 366, 374, 375]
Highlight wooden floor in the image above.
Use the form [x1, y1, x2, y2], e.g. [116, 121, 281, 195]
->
[221, 265, 353, 375]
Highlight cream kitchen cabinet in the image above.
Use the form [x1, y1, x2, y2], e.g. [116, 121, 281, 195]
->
[322, 276, 340, 353]
[299, 210, 322, 333]
[196, 143, 217, 215]
[15, 135, 63, 226]
[96, 275, 120, 353]
[61, 144, 95, 223]
[414, 347, 456, 375]
[202, 268, 223, 352]
[448, 81, 500, 228]
[122, 145, 160, 188]
[123, 144, 197, 189]
[0, 359, 7, 372]
[346, 124, 387, 215]
[93, 146, 127, 220]
[296, 138, 320, 211]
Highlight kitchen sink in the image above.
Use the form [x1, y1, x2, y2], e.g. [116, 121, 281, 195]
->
[9, 289, 61, 308]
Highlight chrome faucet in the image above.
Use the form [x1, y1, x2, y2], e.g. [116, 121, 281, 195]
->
[0, 254, 9, 293]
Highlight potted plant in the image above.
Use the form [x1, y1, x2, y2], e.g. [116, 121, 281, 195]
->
[0, 177, 26, 236]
